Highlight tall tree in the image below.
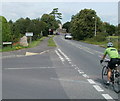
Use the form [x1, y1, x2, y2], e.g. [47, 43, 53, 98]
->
[1, 16, 12, 42]
[71, 9, 103, 40]
[50, 8, 62, 21]
[41, 14, 59, 30]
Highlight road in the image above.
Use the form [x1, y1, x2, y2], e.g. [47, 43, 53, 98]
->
[2, 35, 120, 100]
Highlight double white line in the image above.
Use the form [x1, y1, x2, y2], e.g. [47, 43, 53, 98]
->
[55, 48, 71, 63]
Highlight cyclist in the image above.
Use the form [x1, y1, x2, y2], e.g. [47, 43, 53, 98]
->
[100, 42, 120, 85]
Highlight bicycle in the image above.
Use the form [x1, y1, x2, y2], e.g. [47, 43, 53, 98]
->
[101, 60, 120, 93]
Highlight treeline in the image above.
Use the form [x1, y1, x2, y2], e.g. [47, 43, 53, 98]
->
[63, 9, 118, 41]
[0, 8, 62, 43]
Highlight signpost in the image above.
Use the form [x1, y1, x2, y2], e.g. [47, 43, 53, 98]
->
[2, 42, 12, 48]
[25, 32, 33, 43]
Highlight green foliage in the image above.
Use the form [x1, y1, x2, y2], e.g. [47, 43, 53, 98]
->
[49, 8, 62, 20]
[92, 33, 106, 42]
[70, 9, 114, 41]
[103, 22, 116, 36]
[62, 22, 71, 33]
[1, 16, 12, 42]
[48, 35, 56, 47]
[41, 14, 59, 30]
[2, 8, 62, 45]
[71, 9, 101, 40]
[0, 16, 2, 45]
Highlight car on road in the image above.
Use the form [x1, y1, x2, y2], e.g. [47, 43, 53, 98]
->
[64, 34, 73, 40]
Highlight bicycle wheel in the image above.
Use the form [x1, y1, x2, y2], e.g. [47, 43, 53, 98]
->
[113, 74, 120, 93]
[102, 66, 108, 84]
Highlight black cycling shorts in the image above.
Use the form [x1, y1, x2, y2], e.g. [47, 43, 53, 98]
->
[108, 58, 120, 69]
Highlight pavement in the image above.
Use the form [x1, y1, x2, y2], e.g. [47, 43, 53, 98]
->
[1, 37, 56, 59]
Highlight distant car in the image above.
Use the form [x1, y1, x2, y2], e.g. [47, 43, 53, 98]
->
[64, 34, 73, 39]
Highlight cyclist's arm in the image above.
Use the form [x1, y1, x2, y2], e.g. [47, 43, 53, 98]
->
[102, 54, 106, 60]
[102, 49, 107, 60]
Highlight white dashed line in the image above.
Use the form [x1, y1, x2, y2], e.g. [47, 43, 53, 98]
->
[87, 79, 96, 84]
[93, 85, 104, 92]
[82, 74, 89, 78]
[102, 94, 114, 100]
[78, 70, 84, 74]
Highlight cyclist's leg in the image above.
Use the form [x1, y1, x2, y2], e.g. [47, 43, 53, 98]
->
[108, 68, 112, 82]
[107, 60, 113, 84]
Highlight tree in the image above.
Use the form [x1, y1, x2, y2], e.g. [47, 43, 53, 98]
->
[49, 8, 62, 20]
[63, 22, 71, 33]
[1, 16, 12, 42]
[103, 22, 116, 36]
[27, 19, 47, 39]
[41, 14, 59, 31]
[70, 9, 103, 40]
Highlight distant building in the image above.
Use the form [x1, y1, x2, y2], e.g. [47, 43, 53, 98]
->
[58, 24, 62, 29]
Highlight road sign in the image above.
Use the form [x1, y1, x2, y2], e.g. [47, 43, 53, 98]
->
[25, 32, 33, 36]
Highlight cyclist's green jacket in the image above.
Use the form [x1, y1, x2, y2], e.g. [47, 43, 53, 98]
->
[104, 47, 119, 59]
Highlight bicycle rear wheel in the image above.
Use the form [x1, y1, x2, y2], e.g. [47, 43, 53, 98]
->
[102, 66, 108, 84]
[113, 75, 120, 93]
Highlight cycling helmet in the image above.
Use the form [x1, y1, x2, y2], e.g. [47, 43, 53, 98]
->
[107, 42, 113, 47]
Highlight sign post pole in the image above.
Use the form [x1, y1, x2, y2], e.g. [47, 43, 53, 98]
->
[25, 32, 33, 44]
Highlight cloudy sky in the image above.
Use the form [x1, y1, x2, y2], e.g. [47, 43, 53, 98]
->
[1, 0, 119, 25]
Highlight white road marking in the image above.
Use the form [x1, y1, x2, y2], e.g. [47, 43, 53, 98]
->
[75, 67, 79, 70]
[93, 85, 104, 92]
[72, 64, 76, 67]
[69, 62, 72, 64]
[25, 50, 49, 56]
[55, 50, 64, 62]
[87, 79, 96, 84]
[57, 49, 71, 62]
[78, 70, 84, 74]
[82, 74, 89, 78]
[102, 94, 114, 100]
[51, 78, 90, 84]
[4, 67, 56, 70]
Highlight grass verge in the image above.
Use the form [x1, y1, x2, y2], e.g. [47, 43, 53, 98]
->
[48, 35, 56, 47]
[83, 37, 119, 50]
[0, 37, 46, 52]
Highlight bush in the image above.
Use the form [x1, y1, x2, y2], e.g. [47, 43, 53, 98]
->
[92, 32, 106, 42]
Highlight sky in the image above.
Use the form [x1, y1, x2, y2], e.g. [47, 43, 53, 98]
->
[1, 0, 120, 25]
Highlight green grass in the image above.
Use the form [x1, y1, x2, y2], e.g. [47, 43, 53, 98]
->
[48, 35, 56, 47]
[107, 36, 119, 38]
[28, 37, 46, 48]
[1, 37, 46, 52]
[83, 37, 119, 51]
